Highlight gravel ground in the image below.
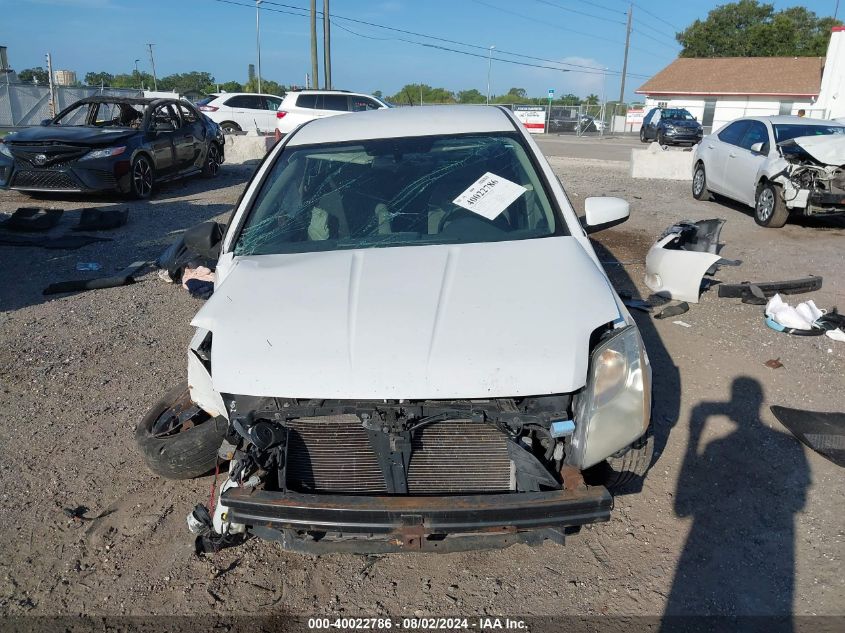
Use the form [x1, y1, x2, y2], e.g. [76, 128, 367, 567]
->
[0, 154, 843, 623]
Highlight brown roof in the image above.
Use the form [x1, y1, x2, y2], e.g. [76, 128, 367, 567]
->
[636, 57, 825, 97]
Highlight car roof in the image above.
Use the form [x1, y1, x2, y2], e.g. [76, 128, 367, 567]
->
[286, 105, 516, 146]
[214, 92, 282, 98]
[74, 96, 157, 106]
[740, 115, 845, 126]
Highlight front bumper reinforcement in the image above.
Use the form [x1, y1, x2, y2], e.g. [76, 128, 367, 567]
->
[223, 486, 612, 550]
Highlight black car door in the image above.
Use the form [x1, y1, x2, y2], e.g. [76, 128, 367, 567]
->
[175, 103, 204, 170]
[147, 104, 178, 175]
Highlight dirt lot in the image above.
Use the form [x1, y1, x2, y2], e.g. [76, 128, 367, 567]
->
[0, 151, 843, 625]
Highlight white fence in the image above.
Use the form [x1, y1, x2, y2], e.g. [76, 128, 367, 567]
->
[0, 84, 143, 127]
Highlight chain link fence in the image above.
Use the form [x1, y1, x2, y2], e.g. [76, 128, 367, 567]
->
[0, 84, 143, 128]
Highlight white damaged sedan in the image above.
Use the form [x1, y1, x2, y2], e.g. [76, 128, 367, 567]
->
[138, 105, 652, 553]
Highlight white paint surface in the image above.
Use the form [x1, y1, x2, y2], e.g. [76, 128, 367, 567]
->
[192, 237, 622, 399]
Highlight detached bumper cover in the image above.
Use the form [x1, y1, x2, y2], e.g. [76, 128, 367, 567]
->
[223, 486, 612, 537]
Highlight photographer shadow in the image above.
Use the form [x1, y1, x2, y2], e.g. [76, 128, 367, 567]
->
[664, 377, 810, 624]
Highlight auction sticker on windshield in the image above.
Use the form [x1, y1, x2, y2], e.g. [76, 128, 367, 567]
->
[453, 172, 527, 220]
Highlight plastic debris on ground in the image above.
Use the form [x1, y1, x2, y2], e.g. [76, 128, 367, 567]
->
[771, 406, 845, 467]
[764, 293, 845, 341]
[0, 207, 63, 232]
[654, 302, 690, 320]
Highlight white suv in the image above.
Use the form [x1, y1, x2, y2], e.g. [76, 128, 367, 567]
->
[197, 93, 284, 134]
[275, 90, 389, 136]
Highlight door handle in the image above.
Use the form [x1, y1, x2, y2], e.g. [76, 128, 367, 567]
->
[707, 144, 715, 149]
[729, 152, 737, 158]
[183, 135, 192, 140]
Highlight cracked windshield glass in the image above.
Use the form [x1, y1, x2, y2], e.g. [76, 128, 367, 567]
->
[234, 133, 563, 255]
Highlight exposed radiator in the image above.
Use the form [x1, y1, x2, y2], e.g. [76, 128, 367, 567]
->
[287, 415, 387, 493]
[285, 417, 514, 495]
[408, 419, 513, 493]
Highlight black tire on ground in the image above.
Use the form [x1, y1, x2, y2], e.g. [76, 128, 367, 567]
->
[202, 143, 222, 178]
[692, 162, 711, 201]
[594, 424, 654, 491]
[220, 121, 241, 134]
[657, 130, 667, 146]
[130, 154, 154, 199]
[135, 382, 228, 480]
[639, 128, 648, 143]
[754, 181, 789, 228]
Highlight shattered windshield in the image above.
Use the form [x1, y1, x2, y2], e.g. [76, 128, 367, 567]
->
[52, 101, 146, 128]
[234, 133, 564, 256]
[773, 124, 845, 144]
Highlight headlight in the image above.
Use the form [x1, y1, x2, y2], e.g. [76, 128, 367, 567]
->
[568, 326, 651, 469]
[0, 143, 12, 158]
[663, 125, 676, 133]
[80, 146, 127, 161]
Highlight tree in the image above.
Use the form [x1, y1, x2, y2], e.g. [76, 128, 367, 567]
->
[84, 71, 114, 87]
[218, 80, 243, 93]
[159, 71, 215, 93]
[388, 84, 455, 104]
[244, 77, 285, 96]
[677, 0, 841, 57]
[456, 88, 486, 104]
[584, 94, 599, 105]
[19, 67, 49, 85]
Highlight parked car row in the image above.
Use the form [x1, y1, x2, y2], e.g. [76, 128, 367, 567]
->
[196, 89, 390, 137]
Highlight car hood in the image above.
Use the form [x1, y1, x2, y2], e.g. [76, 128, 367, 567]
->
[192, 237, 623, 400]
[782, 134, 845, 166]
[5, 126, 138, 146]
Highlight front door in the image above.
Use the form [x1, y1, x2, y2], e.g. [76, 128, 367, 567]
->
[148, 104, 179, 175]
[723, 120, 770, 205]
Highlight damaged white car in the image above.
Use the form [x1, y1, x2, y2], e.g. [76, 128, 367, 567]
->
[692, 115, 845, 227]
[136, 105, 652, 553]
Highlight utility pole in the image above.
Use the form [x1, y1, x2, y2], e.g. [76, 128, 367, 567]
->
[618, 3, 632, 104]
[486, 45, 495, 104]
[45, 52, 55, 117]
[323, 0, 332, 89]
[134, 59, 140, 89]
[310, 0, 319, 90]
[256, 0, 263, 94]
[147, 43, 158, 91]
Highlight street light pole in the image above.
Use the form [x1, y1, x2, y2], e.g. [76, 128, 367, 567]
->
[486, 45, 495, 105]
[256, 0, 263, 94]
[134, 59, 140, 89]
[147, 43, 157, 91]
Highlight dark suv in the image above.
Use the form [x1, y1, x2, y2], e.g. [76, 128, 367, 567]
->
[640, 107, 703, 146]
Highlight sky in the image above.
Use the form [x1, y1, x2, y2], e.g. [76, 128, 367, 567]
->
[0, 0, 841, 101]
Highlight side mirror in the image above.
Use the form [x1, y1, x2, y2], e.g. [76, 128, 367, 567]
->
[40, 119, 52, 126]
[581, 197, 629, 234]
[750, 141, 766, 154]
[184, 221, 225, 259]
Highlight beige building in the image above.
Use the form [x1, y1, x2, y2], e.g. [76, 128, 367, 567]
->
[53, 69, 77, 86]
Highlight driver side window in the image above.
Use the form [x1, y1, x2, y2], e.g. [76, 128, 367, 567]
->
[152, 104, 180, 131]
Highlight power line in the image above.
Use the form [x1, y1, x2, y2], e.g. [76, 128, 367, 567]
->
[333, 18, 650, 78]
[627, 1, 683, 33]
[631, 27, 680, 50]
[632, 15, 678, 42]
[214, 0, 653, 78]
[530, 0, 626, 25]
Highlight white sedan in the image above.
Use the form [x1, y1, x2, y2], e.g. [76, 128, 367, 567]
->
[136, 105, 653, 553]
[692, 115, 845, 227]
